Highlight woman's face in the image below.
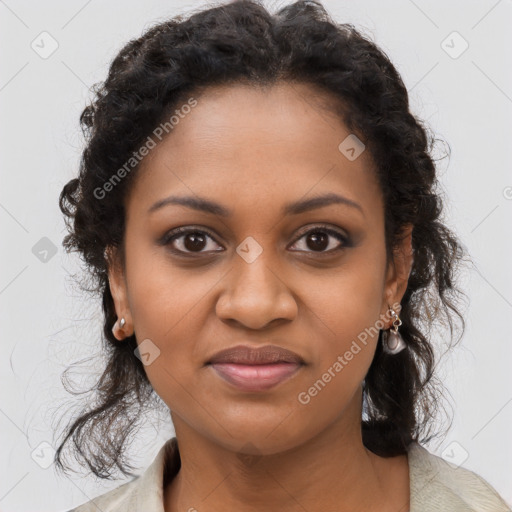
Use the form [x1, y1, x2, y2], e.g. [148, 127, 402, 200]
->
[108, 82, 413, 455]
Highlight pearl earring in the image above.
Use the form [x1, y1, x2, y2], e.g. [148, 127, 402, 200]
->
[382, 306, 407, 354]
[112, 317, 126, 339]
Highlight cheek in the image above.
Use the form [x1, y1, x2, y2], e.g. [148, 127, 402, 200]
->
[291, 251, 385, 405]
[123, 242, 222, 400]
[124, 237, 209, 342]
[294, 290, 382, 425]
[296, 251, 386, 348]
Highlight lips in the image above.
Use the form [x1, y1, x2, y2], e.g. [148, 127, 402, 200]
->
[207, 344, 305, 392]
[207, 344, 305, 365]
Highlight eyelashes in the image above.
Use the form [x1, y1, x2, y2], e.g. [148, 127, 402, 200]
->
[159, 224, 351, 257]
[291, 226, 350, 253]
[161, 226, 224, 255]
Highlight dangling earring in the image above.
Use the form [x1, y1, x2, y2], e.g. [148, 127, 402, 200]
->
[112, 317, 126, 339]
[382, 306, 406, 354]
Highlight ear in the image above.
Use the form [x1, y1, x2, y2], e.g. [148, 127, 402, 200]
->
[381, 223, 414, 327]
[105, 245, 133, 340]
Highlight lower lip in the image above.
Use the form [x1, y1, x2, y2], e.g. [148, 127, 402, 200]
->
[209, 362, 303, 392]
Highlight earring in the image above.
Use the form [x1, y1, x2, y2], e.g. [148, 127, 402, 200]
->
[382, 306, 407, 354]
[112, 317, 126, 339]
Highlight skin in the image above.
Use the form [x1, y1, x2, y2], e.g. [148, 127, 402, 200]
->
[108, 82, 413, 512]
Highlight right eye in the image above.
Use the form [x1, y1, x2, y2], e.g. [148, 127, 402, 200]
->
[160, 226, 224, 255]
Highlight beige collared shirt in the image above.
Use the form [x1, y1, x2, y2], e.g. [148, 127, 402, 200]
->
[66, 437, 511, 511]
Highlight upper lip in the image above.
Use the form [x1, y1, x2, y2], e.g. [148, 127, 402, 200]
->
[207, 344, 305, 365]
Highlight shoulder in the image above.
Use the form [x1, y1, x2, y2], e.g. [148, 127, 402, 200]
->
[65, 438, 179, 512]
[407, 442, 511, 512]
[66, 477, 141, 512]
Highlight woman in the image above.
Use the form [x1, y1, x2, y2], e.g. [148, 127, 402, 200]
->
[55, 0, 511, 510]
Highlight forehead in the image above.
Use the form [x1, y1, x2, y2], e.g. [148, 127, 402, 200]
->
[126, 82, 382, 221]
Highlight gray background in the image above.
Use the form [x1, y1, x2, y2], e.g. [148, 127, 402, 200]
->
[1, 0, 511, 510]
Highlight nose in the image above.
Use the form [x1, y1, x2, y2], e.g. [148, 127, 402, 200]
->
[215, 255, 298, 330]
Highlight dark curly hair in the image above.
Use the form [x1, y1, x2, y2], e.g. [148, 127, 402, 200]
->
[54, 0, 469, 480]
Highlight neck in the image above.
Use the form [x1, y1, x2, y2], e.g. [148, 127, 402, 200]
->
[164, 393, 410, 512]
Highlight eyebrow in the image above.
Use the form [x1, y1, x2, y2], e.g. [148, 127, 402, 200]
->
[148, 192, 364, 217]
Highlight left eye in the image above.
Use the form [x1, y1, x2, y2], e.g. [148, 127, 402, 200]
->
[289, 226, 349, 254]
[161, 225, 349, 255]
